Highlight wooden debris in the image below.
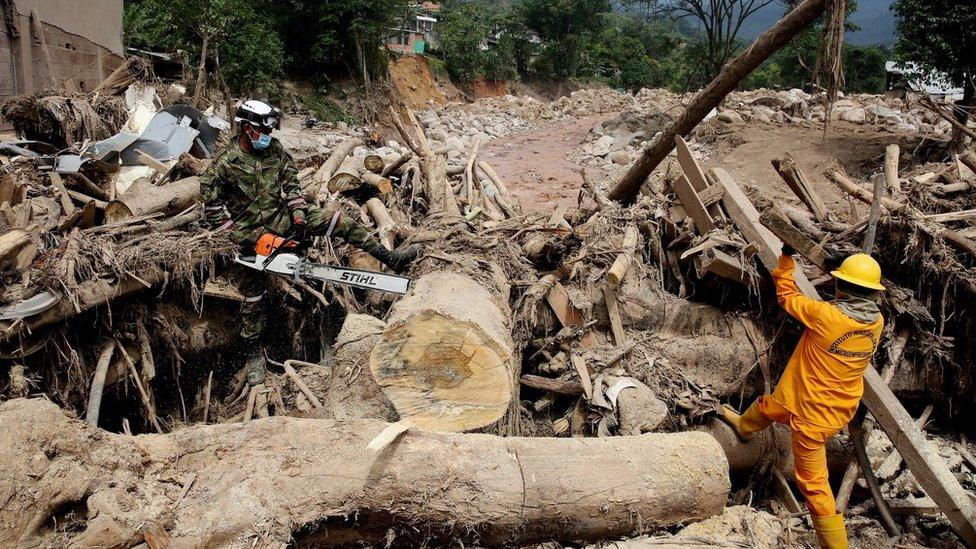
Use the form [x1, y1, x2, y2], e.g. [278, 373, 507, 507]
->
[520, 374, 584, 396]
[884, 145, 901, 195]
[606, 224, 639, 286]
[771, 154, 828, 221]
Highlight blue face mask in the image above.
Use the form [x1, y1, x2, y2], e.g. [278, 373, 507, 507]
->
[251, 133, 272, 150]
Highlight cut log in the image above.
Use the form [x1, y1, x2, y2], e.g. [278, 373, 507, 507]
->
[369, 271, 514, 432]
[0, 398, 730, 548]
[360, 171, 393, 195]
[104, 177, 200, 222]
[771, 154, 828, 221]
[362, 154, 384, 174]
[313, 138, 362, 201]
[760, 208, 829, 267]
[327, 156, 362, 194]
[608, 0, 830, 202]
[606, 224, 639, 287]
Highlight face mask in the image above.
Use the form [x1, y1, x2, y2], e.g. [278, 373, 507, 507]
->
[251, 133, 272, 150]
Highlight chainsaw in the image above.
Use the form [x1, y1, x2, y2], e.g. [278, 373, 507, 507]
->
[233, 233, 410, 295]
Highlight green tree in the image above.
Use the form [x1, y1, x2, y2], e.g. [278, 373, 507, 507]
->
[893, 0, 976, 140]
[267, 0, 410, 85]
[518, 0, 612, 78]
[124, 0, 283, 96]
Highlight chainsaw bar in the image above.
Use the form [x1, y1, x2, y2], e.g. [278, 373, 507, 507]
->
[234, 253, 410, 295]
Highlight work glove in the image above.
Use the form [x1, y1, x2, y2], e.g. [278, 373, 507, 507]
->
[291, 208, 308, 242]
[823, 246, 846, 271]
[781, 243, 796, 256]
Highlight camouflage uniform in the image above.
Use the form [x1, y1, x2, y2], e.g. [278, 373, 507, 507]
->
[200, 138, 383, 342]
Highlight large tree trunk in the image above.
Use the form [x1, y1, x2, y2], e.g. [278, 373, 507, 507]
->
[370, 271, 514, 432]
[0, 398, 731, 548]
[105, 177, 200, 222]
[607, 0, 829, 203]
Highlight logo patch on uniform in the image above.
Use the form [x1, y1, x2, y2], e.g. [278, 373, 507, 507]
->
[828, 329, 878, 358]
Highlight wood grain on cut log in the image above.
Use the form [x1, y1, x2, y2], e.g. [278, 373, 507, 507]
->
[0, 399, 730, 548]
[370, 271, 513, 431]
[313, 138, 362, 202]
[327, 156, 362, 194]
[105, 177, 200, 222]
[362, 154, 384, 174]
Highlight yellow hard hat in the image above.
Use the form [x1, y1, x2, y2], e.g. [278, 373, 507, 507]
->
[831, 253, 885, 291]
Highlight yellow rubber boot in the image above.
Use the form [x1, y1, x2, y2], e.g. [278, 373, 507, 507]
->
[720, 400, 771, 441]
[811, 513, 848, 549]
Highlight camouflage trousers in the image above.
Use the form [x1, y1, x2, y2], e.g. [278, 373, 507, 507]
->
[235, 205, 383, 341]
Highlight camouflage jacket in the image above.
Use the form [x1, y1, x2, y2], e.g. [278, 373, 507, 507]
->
[200, 138, 307, 244]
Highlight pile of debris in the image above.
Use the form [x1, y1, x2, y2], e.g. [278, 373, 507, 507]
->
[3, 64, 976, 548]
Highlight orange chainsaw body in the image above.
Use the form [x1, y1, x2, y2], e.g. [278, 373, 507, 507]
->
[254, 232, 298, 256]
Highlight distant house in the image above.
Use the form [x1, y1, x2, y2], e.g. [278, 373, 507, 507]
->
[885, 61, 964, 101]
[387, 2, 439, 55]
[1, 0, 124, 103]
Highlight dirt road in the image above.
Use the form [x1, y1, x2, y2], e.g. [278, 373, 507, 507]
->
[481, 112, 916, 221]
[480, 113, 614, 212]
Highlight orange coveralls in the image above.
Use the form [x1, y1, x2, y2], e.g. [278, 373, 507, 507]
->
[742, 255, 884, 516]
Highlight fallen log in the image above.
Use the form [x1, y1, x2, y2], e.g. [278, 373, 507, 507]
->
[362, 153, 384, 174]
[313, 138, 362, 200]
[608, 0, 830, 202]
[327, 156, 362, 194]
[104, 177, 200, 222]
[0, 398, 731, 548]
[369, 271, 513, 432]
[365, 198, 396, 250]
[381, 151, 414, 177]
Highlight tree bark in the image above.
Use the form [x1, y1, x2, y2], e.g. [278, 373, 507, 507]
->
[369, 271, 514, 432]
[326, 156, 362, 194]
[0, 398, 730, 548]
[192, 34, 210, 109]
[608, 0, 829, 203]
[105, 177, 200, 222]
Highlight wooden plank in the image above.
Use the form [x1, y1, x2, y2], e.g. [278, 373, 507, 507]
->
[49, 173, 76, 216]
[602, 286, 626, 346]
[674, 136, 724, 221]
[698, 183, 725, 207]
[672, 174, 715, 233]
[710, 167, 819, 296]
[546, 282, 596, 348]
[771, 154, 828, 221]
[759, 211, 976, 544]
[136, 150, 172, 174]
[570, 355, 593, 401]
[519, 374, 583, 396]
[759, 207, 828, 267]
[694, 248, 751, 286]
[863, 367, 976, 546]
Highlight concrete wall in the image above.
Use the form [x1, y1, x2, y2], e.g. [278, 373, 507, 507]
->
[1, 0, 124, 104]
[17, 0, 123, 53]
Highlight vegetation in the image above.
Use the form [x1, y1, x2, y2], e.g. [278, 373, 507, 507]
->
[892, 0, 975, 132]
[123, 0, 891, 97]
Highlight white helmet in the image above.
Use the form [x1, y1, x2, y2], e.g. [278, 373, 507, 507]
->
[235, 99, 282, 130]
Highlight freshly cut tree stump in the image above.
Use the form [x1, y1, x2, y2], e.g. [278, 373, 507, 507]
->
[0, 398, 730, 548]
[370, 271, 513, 431]
[104, 176, 200, 222]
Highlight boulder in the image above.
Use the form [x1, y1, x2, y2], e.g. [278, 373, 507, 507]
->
[610, 150, 631, 165]
[841, 107, 867, 124]
[717, 111, 743, 124]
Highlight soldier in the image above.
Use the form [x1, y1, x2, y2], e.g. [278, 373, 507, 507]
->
[201, 100, 420, 385]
